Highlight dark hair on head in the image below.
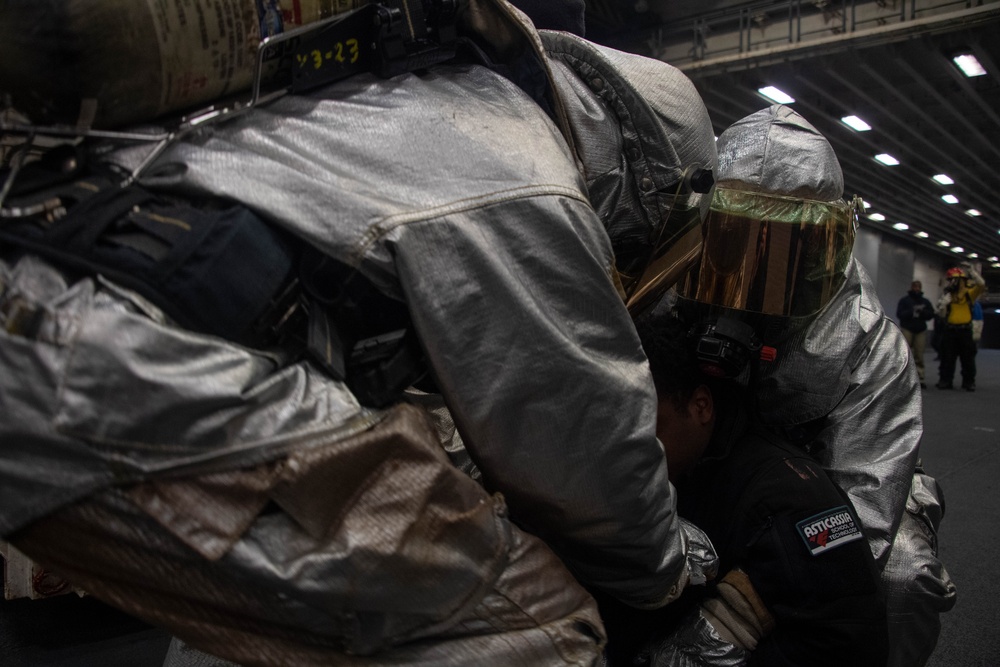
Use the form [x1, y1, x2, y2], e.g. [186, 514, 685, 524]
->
[634, 312, 705, 409]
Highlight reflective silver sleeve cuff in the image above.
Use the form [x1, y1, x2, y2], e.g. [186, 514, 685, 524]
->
[680, 516, 720, 588]
[649, 609, 749, 667]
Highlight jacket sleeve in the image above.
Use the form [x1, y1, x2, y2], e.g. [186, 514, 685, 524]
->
[921, 298, 935, 321]
[935, 293, 951, 318]
[738, 458, 888, 666]
[806, 264, 921, 568]
[651, 454, 888, 667]
[965, 262, 986, 285]
[882, 470, 957, 665]
[387, 191, 689, 608]
[968, 265, 986, 301]
[813, 313, 920, 567]
[895, 297, 911, 322]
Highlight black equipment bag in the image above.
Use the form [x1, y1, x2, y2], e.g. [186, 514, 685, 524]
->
[0, 163, 428, 406]
[0, 170, 301, 349]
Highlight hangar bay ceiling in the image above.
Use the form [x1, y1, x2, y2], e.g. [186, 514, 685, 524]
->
[585, 0, 1000, 275]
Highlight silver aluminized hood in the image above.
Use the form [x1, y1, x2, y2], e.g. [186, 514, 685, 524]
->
[542, 31, 717, 311]
[716, 104, 843, 200]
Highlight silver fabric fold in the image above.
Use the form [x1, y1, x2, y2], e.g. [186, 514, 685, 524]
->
[678, 517, 719, 588]
[0, 254, 374, 534]
[648, 609, 748, 667]
[757, 257, 921, 565]
[882, 471, 957, 667]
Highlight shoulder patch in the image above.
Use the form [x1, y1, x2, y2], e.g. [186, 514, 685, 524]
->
[796, 506, 864, 556]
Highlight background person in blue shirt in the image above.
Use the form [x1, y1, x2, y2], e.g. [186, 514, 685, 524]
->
[897, 280, 936, 388]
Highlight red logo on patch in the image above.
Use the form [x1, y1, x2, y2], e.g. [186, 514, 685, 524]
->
[798, 506, 864, 556]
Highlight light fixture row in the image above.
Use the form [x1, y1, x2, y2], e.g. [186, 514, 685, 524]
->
[756, 65, 996, 264]
[864, 205, 1000, 262]
[953, 53, 987, 78]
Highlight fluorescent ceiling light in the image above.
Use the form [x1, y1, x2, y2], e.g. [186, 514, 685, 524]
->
[758, 86, 795, 104]
[937, 240, 951, 247]
[951, 246, 965, 253]
[969, 253, 979, 258]
[892, 223, 909, 231]
[868, 213, 886, 221]
[932, 174, 954, 185]
[953, 53, 987, 77]
[942, 194, 959, 204]
[990, 256, 999, 262]
[916, 231, 930, 238]
[841, 115, 871, 132]
[874, 154, 899, 166]
[967, 209, 982, 216]
[862, 200, 872, 209]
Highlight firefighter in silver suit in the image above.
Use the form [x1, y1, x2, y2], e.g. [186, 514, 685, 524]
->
[0, 2, 719, 664]
[664, 104, 955, 665]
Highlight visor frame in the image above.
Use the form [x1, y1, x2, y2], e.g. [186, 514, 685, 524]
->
[621, 171, 714, 318]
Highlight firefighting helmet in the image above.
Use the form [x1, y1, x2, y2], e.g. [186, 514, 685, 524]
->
[946, 267, 966, 279]
[542, 31, 718, 317]
[677, 105, 858, 322]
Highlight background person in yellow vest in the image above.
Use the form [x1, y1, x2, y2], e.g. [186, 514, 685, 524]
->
[936, 263, 986, 391]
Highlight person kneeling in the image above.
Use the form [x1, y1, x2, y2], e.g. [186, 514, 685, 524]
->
[600, 313, 888, 666]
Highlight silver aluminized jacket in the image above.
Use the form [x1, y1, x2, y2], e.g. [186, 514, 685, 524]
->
[105, 59, 686, 608]
[756, 259, 956, 666]
[0, 4, 714, 662]
[756, 258, 919, 565]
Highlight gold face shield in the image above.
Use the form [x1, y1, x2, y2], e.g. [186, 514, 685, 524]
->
[677, 188, 859, 319]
